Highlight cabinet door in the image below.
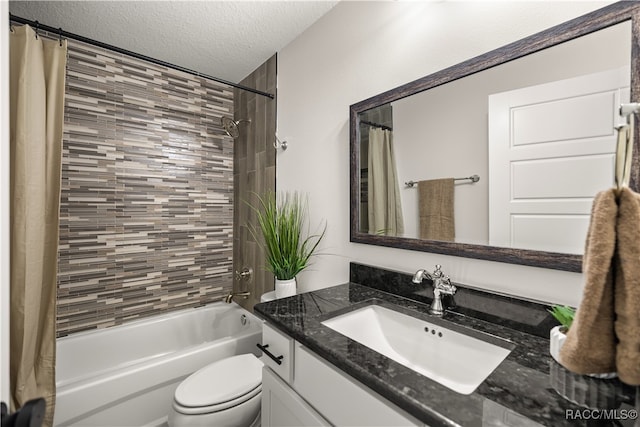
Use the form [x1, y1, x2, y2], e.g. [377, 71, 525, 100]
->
[261, 367, 330, 427]
[294, 343, 422, 427]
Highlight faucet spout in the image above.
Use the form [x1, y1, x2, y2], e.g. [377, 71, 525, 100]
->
[412, 269, 432, 284]
[224, 291, 251, 304]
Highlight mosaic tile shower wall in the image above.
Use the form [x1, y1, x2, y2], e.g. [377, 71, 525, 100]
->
[57, 39, 235, 337]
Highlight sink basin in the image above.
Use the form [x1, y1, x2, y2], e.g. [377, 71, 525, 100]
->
[321, 304, 513, 395]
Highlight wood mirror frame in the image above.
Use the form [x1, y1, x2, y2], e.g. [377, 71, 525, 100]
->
[350, 2, 640, 273]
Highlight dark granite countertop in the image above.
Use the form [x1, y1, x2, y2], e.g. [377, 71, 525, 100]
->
[254, 280, 637, 427]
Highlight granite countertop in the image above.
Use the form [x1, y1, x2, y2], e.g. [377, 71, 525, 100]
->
[254, 282, 636, 427]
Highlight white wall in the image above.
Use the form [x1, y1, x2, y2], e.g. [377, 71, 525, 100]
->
[1, 0, 11, 404]
[277, 1, 614, 306]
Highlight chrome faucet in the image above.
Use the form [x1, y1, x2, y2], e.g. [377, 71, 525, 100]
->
[412, 264, 456, 316]
[224, 291, 251, 304]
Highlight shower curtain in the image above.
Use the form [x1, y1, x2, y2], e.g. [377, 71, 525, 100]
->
[367, 127, 404, 236]
[9, 24, 67, 426]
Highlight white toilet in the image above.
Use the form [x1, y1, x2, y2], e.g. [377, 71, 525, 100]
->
[168, 353, 264, 427]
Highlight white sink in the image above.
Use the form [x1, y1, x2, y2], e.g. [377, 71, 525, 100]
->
[321, 304, 513, 395]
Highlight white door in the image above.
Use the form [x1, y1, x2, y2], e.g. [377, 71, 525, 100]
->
[488, 67, 629, 254]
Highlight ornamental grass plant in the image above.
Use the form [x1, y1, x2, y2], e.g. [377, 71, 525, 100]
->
[549, 305, 576, 332]
[249, 191, 326, 281]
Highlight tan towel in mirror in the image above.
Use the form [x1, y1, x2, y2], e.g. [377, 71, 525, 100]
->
[560, 189, 617, 374]
[614, 187, 640, 385]
[418, 178, 454, 241]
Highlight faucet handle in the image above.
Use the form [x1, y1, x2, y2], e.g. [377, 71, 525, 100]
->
[440, 276, 456, 294]
[432, 264, 443, 278]
[235, 267, 253, 282]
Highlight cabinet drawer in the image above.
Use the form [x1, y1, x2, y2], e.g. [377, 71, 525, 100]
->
[260, 323, 294, 383]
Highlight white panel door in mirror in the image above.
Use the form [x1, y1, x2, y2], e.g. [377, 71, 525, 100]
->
[488, 66, 629, 253]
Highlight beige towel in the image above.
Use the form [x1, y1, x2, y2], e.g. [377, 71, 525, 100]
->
[614, 187, 640, 385]
[418, 178, 454, 241]
[560, 189, 617, 374]
[560, 187, 640, 385]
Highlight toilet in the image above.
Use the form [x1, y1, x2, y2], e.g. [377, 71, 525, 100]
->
[168, 353, 264, 427]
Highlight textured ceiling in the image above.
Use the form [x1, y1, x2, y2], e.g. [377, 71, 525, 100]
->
[8, 1, 338, 83]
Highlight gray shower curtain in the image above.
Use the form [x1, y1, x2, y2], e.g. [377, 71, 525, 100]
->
[367, 127, 404, 236]
[9, 24, 67, 426]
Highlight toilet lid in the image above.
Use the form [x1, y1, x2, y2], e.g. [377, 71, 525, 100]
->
[175, 353, 263, 408]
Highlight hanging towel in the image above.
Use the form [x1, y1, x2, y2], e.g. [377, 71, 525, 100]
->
[614, 187, 640, 385]
[418, 178, 455, 241]
[559, 189, 617, 374]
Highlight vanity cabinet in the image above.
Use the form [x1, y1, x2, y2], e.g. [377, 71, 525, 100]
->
[261, 323, 329, 427]
[260, 323, 424, 427]
[262, 367, 329, 427]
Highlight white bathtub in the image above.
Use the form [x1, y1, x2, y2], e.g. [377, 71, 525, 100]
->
[54, 303, 263, 427]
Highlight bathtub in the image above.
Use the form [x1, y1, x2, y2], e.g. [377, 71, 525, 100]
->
[53, 303, 263, 427]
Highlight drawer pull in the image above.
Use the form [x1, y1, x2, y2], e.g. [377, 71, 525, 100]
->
[257, 343, 284, 365]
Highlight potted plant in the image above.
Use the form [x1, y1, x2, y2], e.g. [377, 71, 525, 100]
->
[250, 191, 326, 298]
[548, 305, 575, 364]
[548, 305, 618, 384]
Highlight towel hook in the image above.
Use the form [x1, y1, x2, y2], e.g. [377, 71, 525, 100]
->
[614, 124, 632, 194]
[615, 103, 637, 195]
[274, 135, 287, 151]
[620, 103, 640, 117]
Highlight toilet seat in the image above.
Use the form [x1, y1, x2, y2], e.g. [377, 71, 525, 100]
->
[173, 384, 261, 416]
[173, 353, 263, 416]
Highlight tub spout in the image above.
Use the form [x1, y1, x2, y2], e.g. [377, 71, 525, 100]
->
[224, 291, 250, 303]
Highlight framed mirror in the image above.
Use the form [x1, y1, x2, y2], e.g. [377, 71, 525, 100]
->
[350, 2, 640, 272]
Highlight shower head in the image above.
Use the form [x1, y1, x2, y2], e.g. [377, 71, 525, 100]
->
[221, 116, 250, 138]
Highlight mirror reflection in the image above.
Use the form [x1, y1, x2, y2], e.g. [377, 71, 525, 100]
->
[358, 21, 631, 255]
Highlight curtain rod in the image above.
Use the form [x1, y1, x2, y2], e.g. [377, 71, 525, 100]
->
[9, 14, 275, 100]
[360, 120, 392, 131]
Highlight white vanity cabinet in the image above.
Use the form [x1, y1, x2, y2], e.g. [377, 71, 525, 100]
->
[262, 367, 329, 426]
[260, 323, 425, 427]
[260, 324, 329, 427]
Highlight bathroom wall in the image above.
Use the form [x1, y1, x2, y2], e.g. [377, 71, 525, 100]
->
[57, 37, 235, 337]
[277, 1, 614, 306]
[233, 54, 277, 310]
